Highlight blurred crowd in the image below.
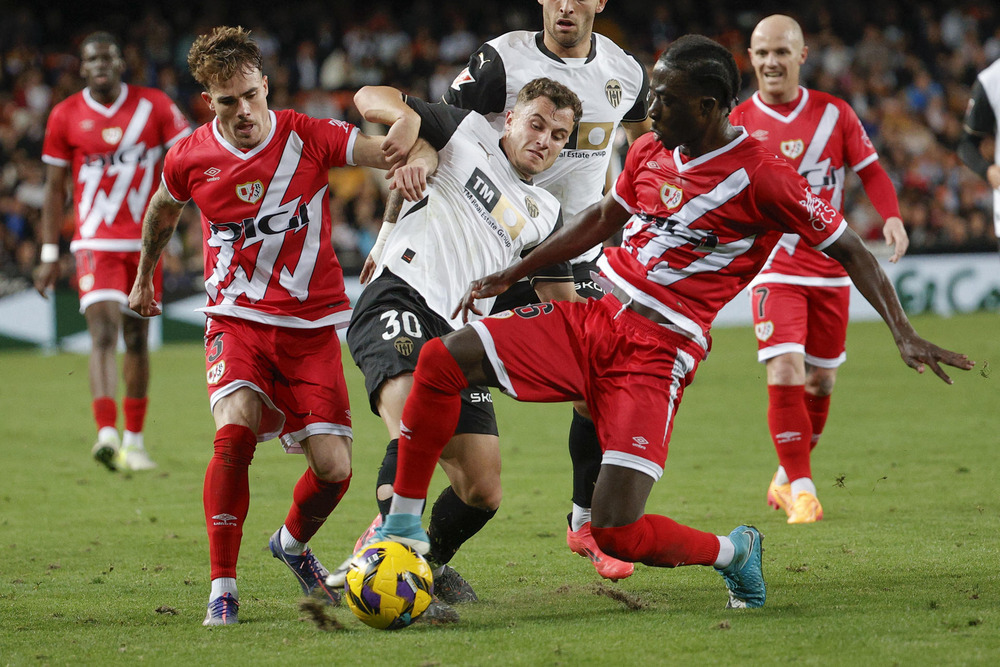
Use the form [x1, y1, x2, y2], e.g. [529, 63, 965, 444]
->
[1, 0, 998, 297]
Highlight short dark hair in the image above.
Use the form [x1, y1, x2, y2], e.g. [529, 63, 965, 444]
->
[515, 77, 583, 128]
[659, 35, 741, 111]
[80, 31, 121, 56]
[187, 26, 264, 91]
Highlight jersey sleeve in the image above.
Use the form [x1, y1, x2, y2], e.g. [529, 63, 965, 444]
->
[41, 102, 72, 167]
[755, 161, 847, 250]
[441, 43, 507, 114]
[151, 89, 192, 147]
[838, 99, 879, 172]
[404, 96, 472, 151]
[964, 79, 996, 137]
[299, 113, 358, 168]
[161, 139, 191, 203]
[611, 135, 648, 213]
[622, 52, 650, 123]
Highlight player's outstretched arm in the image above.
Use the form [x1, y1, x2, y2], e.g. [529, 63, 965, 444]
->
[353, 86, 421, 169]
[34, 163, 70, 298]
[128, 184, 184, 317]
[453, 191, 631, 322]
[824, 228, 974, 383]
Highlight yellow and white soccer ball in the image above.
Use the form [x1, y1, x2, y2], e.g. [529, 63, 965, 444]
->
[344, 540, 434, 630]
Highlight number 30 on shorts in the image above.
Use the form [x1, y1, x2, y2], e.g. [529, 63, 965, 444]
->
[380, 309, 423, 340]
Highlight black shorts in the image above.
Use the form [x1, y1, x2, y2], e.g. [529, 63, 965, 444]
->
[489, 259, 605, 314]
[347, 270, 498, 436]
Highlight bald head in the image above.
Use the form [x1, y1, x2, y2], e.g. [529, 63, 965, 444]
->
[748, 14, 808, 104]
[752, 15, 804, 51]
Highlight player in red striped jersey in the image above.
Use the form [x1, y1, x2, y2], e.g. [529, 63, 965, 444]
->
[731, 15, 910, 524]
[373, 35, 972, 610]
[35, 32, 192, 472]
[127, 26, 433, 626]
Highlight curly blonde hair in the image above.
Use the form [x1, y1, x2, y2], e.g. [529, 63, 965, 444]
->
[187, 26, 263, 91]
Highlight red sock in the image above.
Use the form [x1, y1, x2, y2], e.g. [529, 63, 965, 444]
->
[591, 514, 720, 567]
[93, 397, 117, 431]
[768, 384, 812, 482]
[394, 338, 468, 500]
[284, 469, 351, 545]
[122, 396, 148, 433]
[805, 392, 831, 451]
[204, 424, 257, 580]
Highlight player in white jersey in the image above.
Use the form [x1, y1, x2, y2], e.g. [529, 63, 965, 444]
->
[35, 32, 191, 472]
[127, 26, 431, 627]
[958, 57, 1000, 249]
[331, 79, 581, 608]
[358, 0, 649, 582]
[730, 15, 910, 524]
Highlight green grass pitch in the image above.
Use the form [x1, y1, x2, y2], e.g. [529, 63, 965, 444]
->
[1, 312, 997, 664]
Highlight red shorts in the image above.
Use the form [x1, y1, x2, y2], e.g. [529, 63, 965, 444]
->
[749, 282, 849, 368]
[472, 296, 705, 479]
[74, 249, 162, 315]
[204, 316, 352, 452]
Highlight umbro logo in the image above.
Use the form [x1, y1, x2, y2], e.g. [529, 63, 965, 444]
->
[646, 161, 660, 170]
[212, 513, 238, 526]
[205, 167, 221, 182]
[775, 431, 801, 444]
[632, 436, 648, 449]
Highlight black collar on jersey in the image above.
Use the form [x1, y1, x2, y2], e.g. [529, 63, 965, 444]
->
[534, 31, 598, 64]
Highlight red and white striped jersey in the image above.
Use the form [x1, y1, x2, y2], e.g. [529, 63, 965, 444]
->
[730, 87, 877, 283]
[163, 109, 357, 328]
[42, 84, 191, 252]
[598, 129, 847, 350]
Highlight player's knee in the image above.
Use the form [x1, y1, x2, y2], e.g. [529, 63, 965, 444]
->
[307, 437, 352, 481]
[413, 337, 468, 394]
[454, 478, 502, 512]
[806, 369, 837, 396]
[213, 424, 257, 467]
[122, 321, 148, 354]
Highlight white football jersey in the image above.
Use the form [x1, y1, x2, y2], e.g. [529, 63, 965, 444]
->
[445, 30, 648, 262]
[376, 98, 566, 329]
[967, 59, 1000, 235]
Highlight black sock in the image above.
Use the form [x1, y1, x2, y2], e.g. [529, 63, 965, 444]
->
[375, 439, 398, 518]
[569, 409, 602, 511]
[427, 486, 497, 568]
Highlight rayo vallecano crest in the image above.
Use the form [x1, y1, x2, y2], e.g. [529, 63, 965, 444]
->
[780, 139, 804, 160]
[101, 127, 123, 145]
[605, 79, 623, 108]
[236, 180, 264, 204]
[524, 195, 539, 218]
[659, 182, 683, 209]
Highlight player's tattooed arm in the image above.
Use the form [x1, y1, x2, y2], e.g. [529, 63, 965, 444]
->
[129, 184, 184, 317]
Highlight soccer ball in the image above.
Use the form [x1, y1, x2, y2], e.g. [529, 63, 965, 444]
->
[344, 540, 434, 630]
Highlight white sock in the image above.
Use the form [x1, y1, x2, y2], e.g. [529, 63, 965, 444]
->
[210, 577, 237, 601]
[791, 477, 817, 499]
[714, 536, 735, 569]
[570, 504, 591, 532]
[279, 525, 308, 554]
[389, 494, 424, 516]
[98, 426, 119, 445]
[774, 465, 789, 486]
[122, 430, 143, 448]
